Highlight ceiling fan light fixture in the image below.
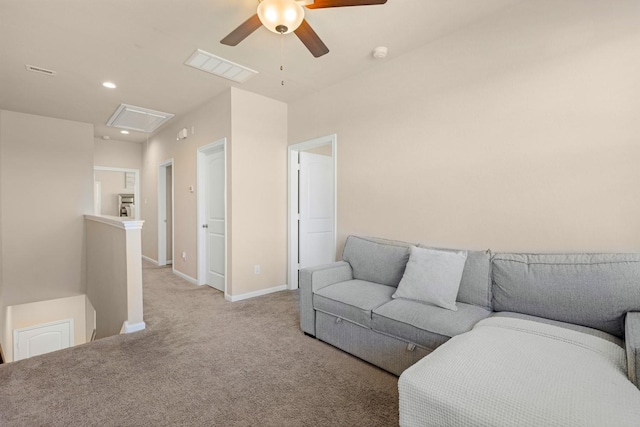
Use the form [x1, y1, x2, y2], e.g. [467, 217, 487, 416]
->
[257, 0, 304, 34]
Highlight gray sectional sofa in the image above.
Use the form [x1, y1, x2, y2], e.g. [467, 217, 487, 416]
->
[299, 235, 640, 426]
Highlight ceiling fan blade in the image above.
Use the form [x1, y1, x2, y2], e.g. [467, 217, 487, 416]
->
[220, 14, 262, 46]
[305, 0, 387, 9]
[294, 19, 329, 58]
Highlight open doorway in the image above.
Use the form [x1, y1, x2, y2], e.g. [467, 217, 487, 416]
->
[197, 139, 227, 293]
[288, 134, 337, 290]
[93, 167, 140, 220]
[158, 159, 174, 267]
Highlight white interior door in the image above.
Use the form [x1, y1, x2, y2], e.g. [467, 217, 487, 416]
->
[157, 161, 172, 267]
[13, 319, 73, 361]
[166, 165, 173, 263]
[205, 148, 225, 291]
[299, 152, 335, 269]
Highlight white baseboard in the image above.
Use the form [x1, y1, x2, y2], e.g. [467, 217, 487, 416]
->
[173, 268, 198, 285]
[120, 321, 146, 334]
[167, 260, 173, 265]
[225, 284, 287, 302]
[141, 255, 158, 265]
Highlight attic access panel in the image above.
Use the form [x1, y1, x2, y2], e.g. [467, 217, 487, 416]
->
[106, 104, 175, 133]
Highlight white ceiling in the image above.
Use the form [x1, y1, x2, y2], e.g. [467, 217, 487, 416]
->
[0, 0, 521, 142]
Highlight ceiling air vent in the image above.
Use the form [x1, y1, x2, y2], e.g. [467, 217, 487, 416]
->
[184, 49, 258, 83]
[106, 104, 175, 133]
[25, 64, 56, 76]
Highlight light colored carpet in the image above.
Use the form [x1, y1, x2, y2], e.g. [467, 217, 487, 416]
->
[0, 261, 399, 426]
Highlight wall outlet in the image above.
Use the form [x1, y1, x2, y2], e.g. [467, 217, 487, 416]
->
[182, 251, 187, 261]
[254, 265, 261, 275]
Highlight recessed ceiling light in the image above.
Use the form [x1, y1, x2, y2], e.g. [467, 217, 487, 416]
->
[102, 81, 116, 89]
[120, 130, 130, 135]
[102, 135, 111, 140]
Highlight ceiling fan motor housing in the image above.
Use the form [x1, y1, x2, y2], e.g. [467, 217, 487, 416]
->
[221, 0, 388, 58]
[257, 0, 305, 34]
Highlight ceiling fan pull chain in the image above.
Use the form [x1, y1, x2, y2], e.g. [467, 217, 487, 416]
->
[280, 34, 285, 86]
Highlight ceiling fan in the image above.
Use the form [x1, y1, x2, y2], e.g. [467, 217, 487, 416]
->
[220, 0, 388, 58]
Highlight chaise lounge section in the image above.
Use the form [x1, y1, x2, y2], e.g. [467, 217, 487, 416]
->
[299, 235, 640, 425]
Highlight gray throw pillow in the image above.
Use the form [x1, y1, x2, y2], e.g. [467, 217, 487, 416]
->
[392, 246, 468, 311]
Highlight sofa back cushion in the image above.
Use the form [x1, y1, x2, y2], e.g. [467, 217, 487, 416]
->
[420, 246, 492, 310]
[492, 253, 640, 338]
[342, 236, 411, 287]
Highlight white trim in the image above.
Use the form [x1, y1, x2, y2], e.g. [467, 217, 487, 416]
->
[120, 321, 146, 334]
[94, 166, 141, 220]
[224, 285, 287, 302]
[157, 159, 174, 267]
[84, 214, 144, 230]
[197, 139, 228, 292]
[142, 255, 158, 265]
[173, 269, 198, 285]
[287, 134, 338, 290]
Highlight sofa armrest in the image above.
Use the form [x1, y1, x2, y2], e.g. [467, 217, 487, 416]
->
[626, 312, 640, 389]
[299, 261, 353, 336]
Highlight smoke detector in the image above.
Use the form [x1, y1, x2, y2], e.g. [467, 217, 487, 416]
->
[372, 46, 388, 59]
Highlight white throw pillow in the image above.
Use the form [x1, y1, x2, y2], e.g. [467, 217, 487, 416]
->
[392, 246, 467, 311]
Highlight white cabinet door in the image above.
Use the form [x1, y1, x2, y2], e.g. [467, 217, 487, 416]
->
[14, 319, 74, 361]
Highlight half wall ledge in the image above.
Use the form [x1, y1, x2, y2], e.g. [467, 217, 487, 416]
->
[84, 214, 145, 339]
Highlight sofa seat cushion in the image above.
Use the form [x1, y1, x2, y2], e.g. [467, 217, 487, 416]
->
[372, 299, 491, 350]
[313, 280, 395, 328]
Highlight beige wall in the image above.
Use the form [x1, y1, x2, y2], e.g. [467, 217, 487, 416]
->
[85, 216, 144, 339]
[142, 90, 232, 274]
[0, 110, 93, 358]
[141, 88, 287, 296]
[0, 111, 94, 304]
[289, 1, 640, 254]
[86, 219, 127, 338]
[0, 113, 3, 360]
[229, 88, 288, 295]
[94, 138, 142, 170]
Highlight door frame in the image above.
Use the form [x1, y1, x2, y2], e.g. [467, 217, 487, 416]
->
[93, 166, 140, 220]
[157, 159, 174, 267]
[287, 134, 337, 290]
[197, 138, 228, 293]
